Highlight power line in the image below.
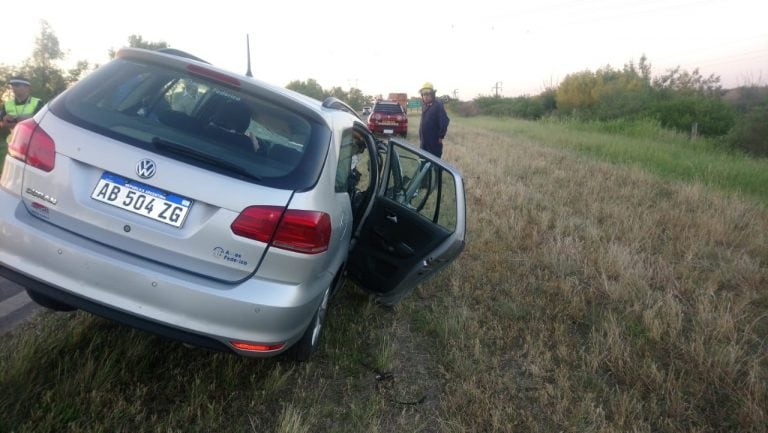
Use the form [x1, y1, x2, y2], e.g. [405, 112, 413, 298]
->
[472, 0, 722, 26]
[678, 48, 768, 70]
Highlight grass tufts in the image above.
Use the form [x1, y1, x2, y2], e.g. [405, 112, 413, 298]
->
[1, 116, 765, 432]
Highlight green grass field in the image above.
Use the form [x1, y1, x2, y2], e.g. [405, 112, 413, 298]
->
[467, 116, 768, 206]
[1, 116, 766, 432]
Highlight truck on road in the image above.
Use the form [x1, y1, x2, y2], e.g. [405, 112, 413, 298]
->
[388, 93, 408, 112]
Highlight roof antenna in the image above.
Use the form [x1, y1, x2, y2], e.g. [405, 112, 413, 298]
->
[245, 34, 253, 77]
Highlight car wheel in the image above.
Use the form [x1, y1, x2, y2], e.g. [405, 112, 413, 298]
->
[26, 289, 77, 312]
[289, 285, 331, 362]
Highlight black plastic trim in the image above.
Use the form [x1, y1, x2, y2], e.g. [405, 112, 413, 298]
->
[322, 96, 362, 121]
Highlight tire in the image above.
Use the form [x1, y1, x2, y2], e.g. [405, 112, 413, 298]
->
[328, 262, 347, 300]
[287, 265, 345, 362]
[26, 289, 77, 312]
[288, 285, 330, 362]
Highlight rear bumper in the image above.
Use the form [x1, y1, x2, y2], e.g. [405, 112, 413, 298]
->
[368, 124, 407, 136]
[0, 264, 231, 352]
[0, 187, 332, 357]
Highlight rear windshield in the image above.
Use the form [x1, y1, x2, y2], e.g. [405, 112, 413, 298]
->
[374, 103, 403, 114]
[50, 58, 330, 190]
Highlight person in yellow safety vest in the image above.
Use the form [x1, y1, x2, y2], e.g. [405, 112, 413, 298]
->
[1, 76, 44, 142]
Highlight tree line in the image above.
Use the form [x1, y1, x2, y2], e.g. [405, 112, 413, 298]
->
[0, 21, 374, 125]
[284, 78, 374, 111]
[0, 22, 172, 144]
[3, 23, 764, 156]
[0, 21, 91, 107]
[451, 55, 768, 157]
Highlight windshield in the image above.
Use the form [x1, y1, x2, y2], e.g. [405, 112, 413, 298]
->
[51, 58, 330, 190]
[374, 103, 404, 114]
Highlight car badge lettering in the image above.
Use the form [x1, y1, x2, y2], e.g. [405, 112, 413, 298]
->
[213, 247, 249, 266]
[136, 159, 157, 179]
[25, 187, 58, 205]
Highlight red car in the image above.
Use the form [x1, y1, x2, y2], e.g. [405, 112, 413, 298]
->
[367, 100, 407, 137]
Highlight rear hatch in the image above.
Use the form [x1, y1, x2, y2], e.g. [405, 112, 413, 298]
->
[19, 51, 330, 282]
[370, 102, 406, 129]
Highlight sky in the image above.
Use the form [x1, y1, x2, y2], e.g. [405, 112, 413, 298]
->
[3, 0, 767, 100]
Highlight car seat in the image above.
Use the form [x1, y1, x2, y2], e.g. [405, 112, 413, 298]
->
[205, 100, 253, 149]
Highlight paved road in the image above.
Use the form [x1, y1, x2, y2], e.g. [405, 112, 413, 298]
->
[0, 276, 42, 335]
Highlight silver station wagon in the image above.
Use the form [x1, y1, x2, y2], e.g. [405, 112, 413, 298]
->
[0, 48, 466, 360]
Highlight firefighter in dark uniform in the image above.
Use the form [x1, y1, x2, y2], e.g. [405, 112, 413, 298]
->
[418, 82, 450, 158]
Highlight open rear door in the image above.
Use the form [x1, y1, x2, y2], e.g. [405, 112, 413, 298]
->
[347, 138, 466, 305]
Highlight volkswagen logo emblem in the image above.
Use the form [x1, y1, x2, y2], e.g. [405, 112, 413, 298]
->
[136, 159, 157, 179]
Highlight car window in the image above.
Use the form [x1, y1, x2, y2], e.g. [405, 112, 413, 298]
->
[166, 79, 208, 115]
[336, 130, 356, 193]
[384, 143, 457, 231]
[50, 58, 329, 190]
[336, 129, 372, 194]
[374, 103, 403, 114]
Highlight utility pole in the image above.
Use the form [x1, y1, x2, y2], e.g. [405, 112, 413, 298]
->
[452, 89, 459, 100]
[492, 81, 503, 97]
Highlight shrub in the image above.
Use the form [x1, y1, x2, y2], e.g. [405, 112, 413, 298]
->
[722, 85, 768, 114]
[451, 100, 480, 117]
[538, 87, 557, 113]
[723, 105, 768, 157]
[649, 96, 735, 137]
[556, 70, 598, 114]
[590, 85, 653, 120]
[474, 96, 547, 120]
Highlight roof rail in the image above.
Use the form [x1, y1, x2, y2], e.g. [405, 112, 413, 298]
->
[322, 97, 362, 121]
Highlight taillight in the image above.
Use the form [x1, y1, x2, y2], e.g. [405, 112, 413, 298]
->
[231, 206, 331, 254]
[231, 206, 282, 243]
[230, 341, 285, 352]
[7, 119, 55, 172]
[272, 210, 331, 254]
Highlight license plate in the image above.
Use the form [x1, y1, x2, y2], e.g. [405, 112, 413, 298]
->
[383, 129, 394, 134]
[91, 173, 192, 228]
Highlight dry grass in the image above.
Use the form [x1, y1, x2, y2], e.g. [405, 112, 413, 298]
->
[426, 117, 768, 432]
[1, 116, 766, 432]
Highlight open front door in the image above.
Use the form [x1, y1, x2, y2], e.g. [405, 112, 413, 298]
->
[347, 138, 466, 305]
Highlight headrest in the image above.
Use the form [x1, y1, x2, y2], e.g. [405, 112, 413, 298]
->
[210, 100, 251, 133]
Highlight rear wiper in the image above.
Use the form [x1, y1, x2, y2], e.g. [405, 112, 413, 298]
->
[151, 137, 262, 181]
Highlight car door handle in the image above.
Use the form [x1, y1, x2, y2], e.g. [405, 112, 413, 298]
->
[386, 214, 398, 223]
